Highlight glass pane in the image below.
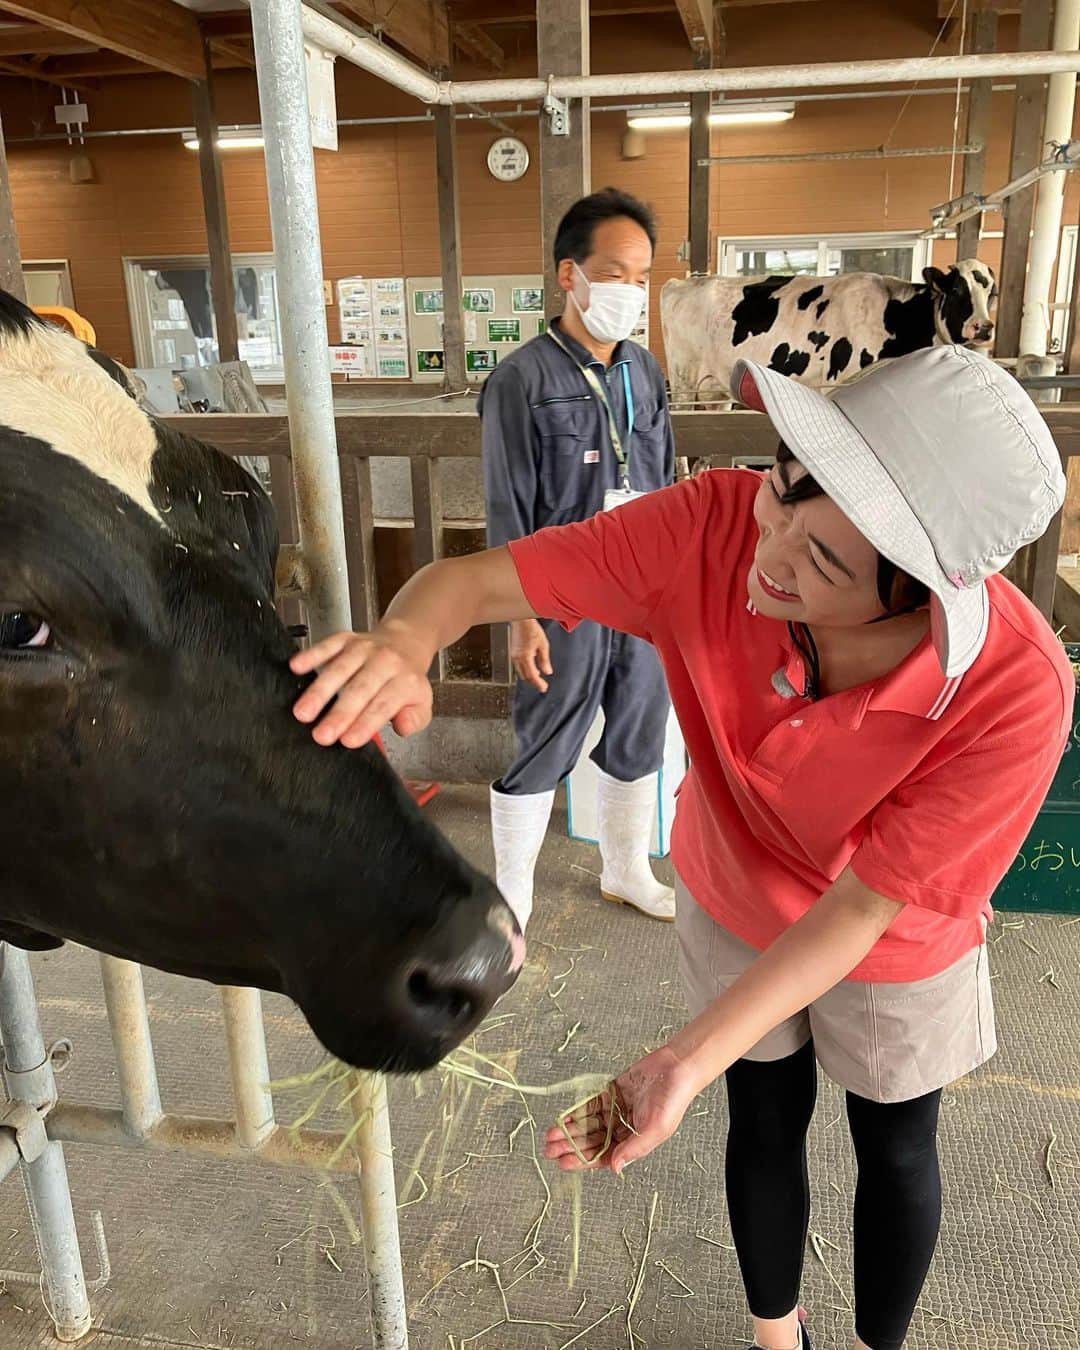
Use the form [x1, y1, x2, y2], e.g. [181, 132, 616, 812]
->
[136, 263, 285, 378]
[734, 247, 819, 277]
[23, 270, 67, 308]
[143, 266, 214, 368]
[834, 247, 914, 278]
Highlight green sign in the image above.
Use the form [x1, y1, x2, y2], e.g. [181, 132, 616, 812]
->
[416, 349, 445, 374]
[537, 318, 547, 336]
[413, 288, 444, 315]
[466, 349, 498, 373]
[488, 318, 520, 343]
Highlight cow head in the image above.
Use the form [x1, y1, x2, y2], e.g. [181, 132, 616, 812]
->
[0, 292, 522, 1074]
[923, 260, 997, 347]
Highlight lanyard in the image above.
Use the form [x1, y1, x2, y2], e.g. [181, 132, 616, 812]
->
[546, 329, 635, 487]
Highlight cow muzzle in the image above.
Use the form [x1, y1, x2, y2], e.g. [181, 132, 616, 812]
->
[965, 321, 994, 346]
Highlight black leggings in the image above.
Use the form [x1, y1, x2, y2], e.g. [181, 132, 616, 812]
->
[724, 1041, 942, 1350]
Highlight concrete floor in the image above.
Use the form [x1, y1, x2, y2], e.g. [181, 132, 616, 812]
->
[1, 784, 1078, 1350]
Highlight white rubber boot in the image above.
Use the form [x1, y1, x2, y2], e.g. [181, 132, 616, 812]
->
[597, 769, 675, 922]
[489, 786, 555, 932]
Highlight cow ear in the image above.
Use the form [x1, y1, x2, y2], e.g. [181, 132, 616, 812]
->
[922, 267, 950, 294]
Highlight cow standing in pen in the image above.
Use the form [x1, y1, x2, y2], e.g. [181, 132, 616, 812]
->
[0, 291, 522, 1074]
[662, 260, 997, 405]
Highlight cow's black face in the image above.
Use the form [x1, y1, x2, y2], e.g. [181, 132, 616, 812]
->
[0, 299, 521, 1073]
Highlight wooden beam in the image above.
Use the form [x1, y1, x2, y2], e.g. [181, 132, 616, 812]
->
[538, 0, 590, 319]
[674, 0, 713, 51]
[0, 24, 95, 55]
[450, 0, 814, 21]
[0, 53, 94, 90]
[688, 10, 713, 274]
[434, 105, 467, 391]
[192, 37, 238, 366]
[956, 8, 998, 261]
[996, 0, 1052, 360]
[451, 20, 505, 69]
[0, 112, 26, 302]
[195, 13, 253, 40]
[334, 0, 451, 70]
[41, 49, 246, 78]
[208, 37, 253, 71]
[0, 0, 203, 80]
[938, 0, 1019, 13]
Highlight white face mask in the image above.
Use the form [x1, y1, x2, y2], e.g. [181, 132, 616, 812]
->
[571, 261, 646, 343]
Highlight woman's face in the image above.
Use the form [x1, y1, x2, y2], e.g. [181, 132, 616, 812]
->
[747, 457, 887, 627]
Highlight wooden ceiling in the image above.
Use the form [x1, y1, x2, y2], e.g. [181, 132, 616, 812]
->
[0, 0, 841, 92]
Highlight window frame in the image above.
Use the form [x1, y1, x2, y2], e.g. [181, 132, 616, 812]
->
[123, 252, 285, 383]
[717, 231, 933, 282]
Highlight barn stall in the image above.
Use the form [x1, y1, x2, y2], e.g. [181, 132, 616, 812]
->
[1, 2, 1080, 1347]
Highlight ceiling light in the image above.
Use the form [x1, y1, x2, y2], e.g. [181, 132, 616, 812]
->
[626, 101, 795, 130]
[182, 130, 265, 151]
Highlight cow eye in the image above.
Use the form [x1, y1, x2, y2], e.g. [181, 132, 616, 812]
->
[0, 612, 52, 650]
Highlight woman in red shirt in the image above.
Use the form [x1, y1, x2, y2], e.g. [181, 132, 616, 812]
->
[291, 345, 1070, 1350]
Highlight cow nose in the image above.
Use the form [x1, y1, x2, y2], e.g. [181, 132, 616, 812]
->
[398, 907, 519, 1042]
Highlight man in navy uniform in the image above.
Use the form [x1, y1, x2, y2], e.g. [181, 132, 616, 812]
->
[479, 188, 676, 929]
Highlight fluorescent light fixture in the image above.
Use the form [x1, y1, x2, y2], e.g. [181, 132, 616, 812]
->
[626, 101, 795, 130]
[182, 130, 265, 151]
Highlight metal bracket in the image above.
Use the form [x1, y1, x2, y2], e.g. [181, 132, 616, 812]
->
[543, 78, 570, 136]
[0, 1100, 48, 1164]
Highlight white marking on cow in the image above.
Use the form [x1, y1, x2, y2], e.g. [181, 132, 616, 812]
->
[0, 318, 162, 523]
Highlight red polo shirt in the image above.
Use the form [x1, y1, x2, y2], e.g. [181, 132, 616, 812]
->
[509, 468, 1073, 982]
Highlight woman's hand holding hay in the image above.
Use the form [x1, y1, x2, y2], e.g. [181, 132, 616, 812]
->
[544, 1046, 697, 1175]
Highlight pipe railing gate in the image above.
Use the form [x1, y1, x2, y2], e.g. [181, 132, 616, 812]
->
[0, 3, 411, 1344]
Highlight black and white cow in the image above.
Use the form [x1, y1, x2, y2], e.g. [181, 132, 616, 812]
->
[0, 291, 521, 1074]
[661, 259, 997, 404]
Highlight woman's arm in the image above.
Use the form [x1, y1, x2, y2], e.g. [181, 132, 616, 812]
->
[544, 869, 903, 1173]
[291, 546, 533, 747]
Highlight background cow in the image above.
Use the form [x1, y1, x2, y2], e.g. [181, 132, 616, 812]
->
[0, 292, 521, 1074]
[662, 259, 997, 405]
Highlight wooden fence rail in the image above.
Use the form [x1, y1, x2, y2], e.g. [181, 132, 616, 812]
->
[161, 408, 1080, 720]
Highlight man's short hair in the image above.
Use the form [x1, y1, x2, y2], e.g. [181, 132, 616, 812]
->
[552, 187, 657, 269]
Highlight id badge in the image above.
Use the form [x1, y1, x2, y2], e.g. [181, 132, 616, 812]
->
[603, 487, 645, 513]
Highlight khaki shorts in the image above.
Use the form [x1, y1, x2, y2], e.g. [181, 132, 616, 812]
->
[675, 878, 996, 1104]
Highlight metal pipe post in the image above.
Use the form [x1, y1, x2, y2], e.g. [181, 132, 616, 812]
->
[99, 956, 162, 1136]
[1019, 0, 1080, 358]
[0, 947, 91, 1341]
[249, 4, 409, 1345]
[220, 987, 275, 1150]
[353, 1075, 408, 1349]
[251, 0, 352, 639]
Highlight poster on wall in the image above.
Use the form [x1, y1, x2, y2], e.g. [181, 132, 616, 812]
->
[414, 288, 444, 315]
[463, 288, 495, 314]
[467, 349, 498, 373]
[512, 287, 543, 313]
[373, 277, 408, 377]
[337, 276, 408, 378]
[417, 349, 445, 374]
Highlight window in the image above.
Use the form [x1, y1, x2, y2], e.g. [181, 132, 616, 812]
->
[124, 255, 285, 383]
[22, 259, 75, 309]
[718, 232, 932, 282]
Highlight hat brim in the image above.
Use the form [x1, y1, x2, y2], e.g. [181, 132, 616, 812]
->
[733, 358, 989, 678]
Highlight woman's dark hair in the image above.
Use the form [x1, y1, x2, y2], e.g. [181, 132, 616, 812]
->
[552, 187, 657, 269]
[775, 443, 930, 614]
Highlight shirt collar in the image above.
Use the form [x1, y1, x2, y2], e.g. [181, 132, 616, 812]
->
[780, 630, 961, 728]
[549, 315, 631, 370]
